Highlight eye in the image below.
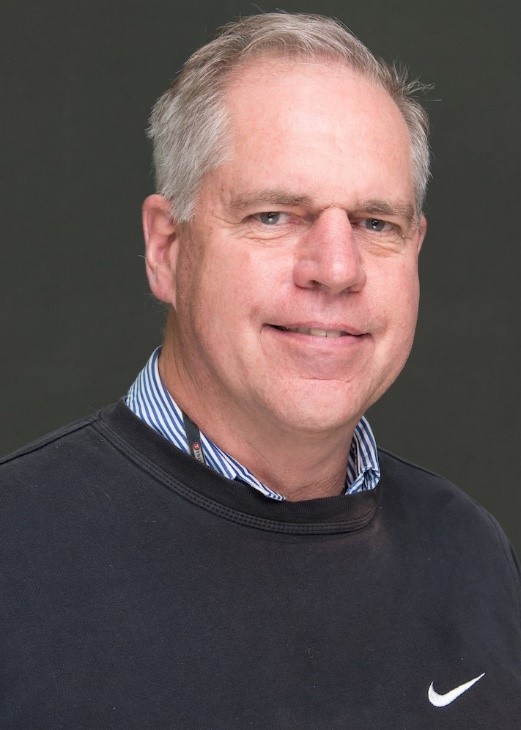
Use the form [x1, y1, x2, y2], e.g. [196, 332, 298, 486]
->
[354, 216, 406, 248]
[363, 218, 391, 232]
[257, 212, 284, 225]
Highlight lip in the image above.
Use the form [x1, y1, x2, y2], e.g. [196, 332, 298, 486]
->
[267, 323, 367, 338]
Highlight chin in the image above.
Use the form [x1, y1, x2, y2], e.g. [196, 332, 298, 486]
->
[269, 387, 367, 435]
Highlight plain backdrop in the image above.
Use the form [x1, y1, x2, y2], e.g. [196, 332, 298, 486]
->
[1, 0, 520, 553]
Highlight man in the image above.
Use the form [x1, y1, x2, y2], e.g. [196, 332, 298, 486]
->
[1, 13, 519, 727]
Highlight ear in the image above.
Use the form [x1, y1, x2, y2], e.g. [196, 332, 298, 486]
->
[416, 215, 427, 254]
[142, 194, 180, 306]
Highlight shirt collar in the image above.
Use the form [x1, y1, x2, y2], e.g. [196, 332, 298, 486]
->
[126, 347, 380, 500]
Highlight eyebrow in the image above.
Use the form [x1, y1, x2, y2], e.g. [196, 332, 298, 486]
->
[227, 189, 314, 211]
[354, 199, 417, 224]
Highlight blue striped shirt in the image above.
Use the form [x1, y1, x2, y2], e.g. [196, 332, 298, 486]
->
[126, 348, 380, 499]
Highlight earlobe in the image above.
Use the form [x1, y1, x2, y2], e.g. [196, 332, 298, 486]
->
[142, 194, 179, 305]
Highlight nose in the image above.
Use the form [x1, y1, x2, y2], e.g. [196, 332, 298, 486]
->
[292, 208, 366, 294]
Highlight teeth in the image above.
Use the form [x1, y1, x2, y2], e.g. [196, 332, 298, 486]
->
[281, 326, 345, 337]
[306, 328, 343, 338]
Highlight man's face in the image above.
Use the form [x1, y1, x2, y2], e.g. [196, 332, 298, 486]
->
[165, 60, 426, 437]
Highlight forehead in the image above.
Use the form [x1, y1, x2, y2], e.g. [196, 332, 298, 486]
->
[215, 59, 414, 208]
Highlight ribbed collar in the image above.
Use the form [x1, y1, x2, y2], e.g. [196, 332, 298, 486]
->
[95, 401, 381, 535]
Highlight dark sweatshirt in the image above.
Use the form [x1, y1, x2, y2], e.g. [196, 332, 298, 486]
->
[1, 401, 519, 728]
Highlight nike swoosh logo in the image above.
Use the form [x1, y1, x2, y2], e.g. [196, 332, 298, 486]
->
[428, 673, 485, 707]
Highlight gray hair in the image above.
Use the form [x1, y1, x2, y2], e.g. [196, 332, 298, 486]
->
[148, 13, 430, 220]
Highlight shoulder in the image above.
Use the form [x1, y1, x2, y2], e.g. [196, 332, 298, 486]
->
[378, 446, 507, 533]
[1, 414, 98, 464]
[378, 447, 521, 593]
[0, 403, 148, 551]
[0, 405, 124, 494]
[379, 446, 492, 516]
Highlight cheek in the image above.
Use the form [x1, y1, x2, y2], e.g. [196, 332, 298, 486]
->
[207, 248, 276, 322]
[174, 255, 213, 346]
[389, 270, 420, 353]
[176, 255, 245, 348]
[372, 262, 419, 336]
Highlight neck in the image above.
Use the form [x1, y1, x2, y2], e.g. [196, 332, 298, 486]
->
[159, 332, 357, 502]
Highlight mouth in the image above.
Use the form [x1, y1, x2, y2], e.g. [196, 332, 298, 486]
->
[270, 325, 362, 339]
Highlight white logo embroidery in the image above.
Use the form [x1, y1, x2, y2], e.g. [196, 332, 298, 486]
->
[428, 673, 485, 707]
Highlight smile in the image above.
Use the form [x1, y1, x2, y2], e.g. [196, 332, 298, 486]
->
[271, 325, 352, 338]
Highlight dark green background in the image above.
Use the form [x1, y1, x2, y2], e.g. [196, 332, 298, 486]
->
[2, 1, 520, 553]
